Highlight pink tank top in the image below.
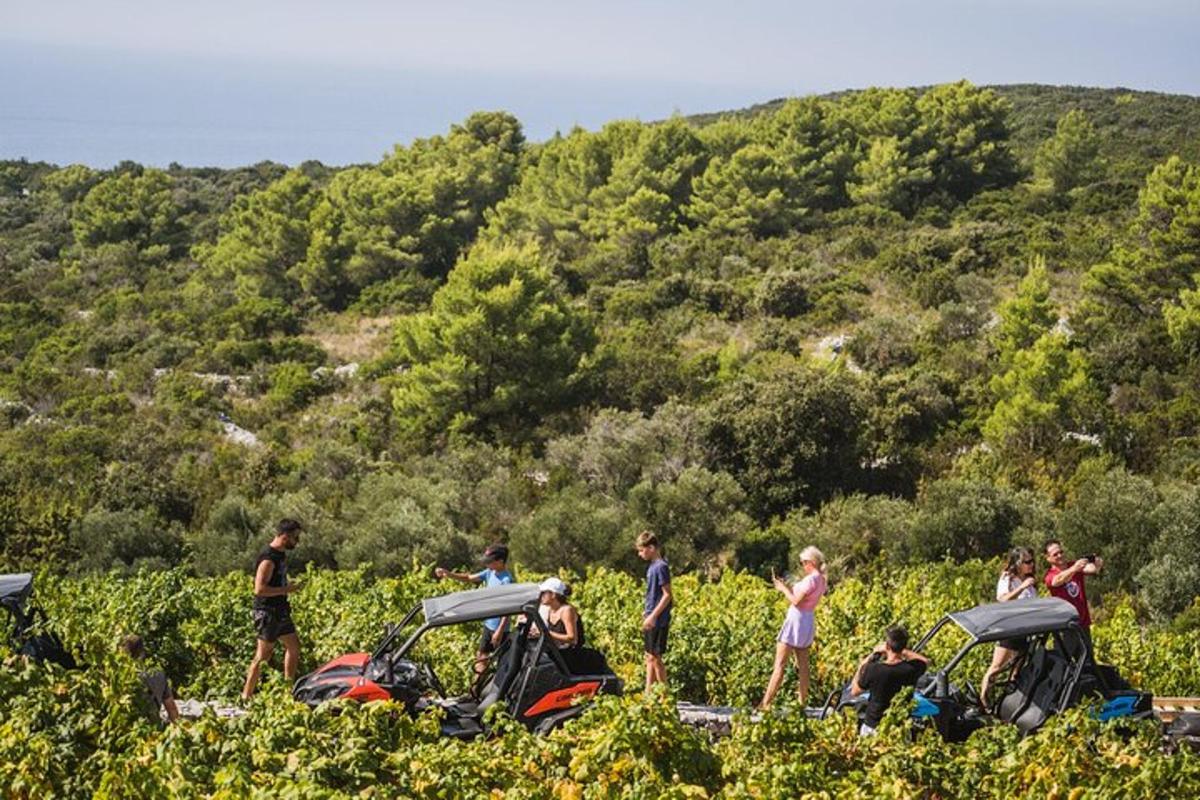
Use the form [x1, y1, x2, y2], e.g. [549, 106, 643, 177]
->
[792, 572, 826, 612]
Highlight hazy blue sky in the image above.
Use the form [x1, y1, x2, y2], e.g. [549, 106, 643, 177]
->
[2, 1, 1197, 167]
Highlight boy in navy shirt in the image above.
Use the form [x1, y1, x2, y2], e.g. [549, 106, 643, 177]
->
[635, 531, 673, 692]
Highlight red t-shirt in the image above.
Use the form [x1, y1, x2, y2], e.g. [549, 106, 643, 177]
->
[1045, 566, 1090, 627]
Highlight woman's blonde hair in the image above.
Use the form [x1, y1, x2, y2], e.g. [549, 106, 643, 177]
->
[799, 546, 826, 574]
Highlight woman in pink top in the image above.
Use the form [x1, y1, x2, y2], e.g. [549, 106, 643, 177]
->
[759, 546, 828, 708]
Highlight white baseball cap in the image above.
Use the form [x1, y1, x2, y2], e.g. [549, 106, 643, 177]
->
[538, 577, 569, 597]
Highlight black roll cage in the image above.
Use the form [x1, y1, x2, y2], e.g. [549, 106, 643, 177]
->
[913, 615, 1091, 705]
[368, 599, 576, 697]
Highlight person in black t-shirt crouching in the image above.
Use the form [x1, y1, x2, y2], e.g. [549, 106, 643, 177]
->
[850, 625, 930, 736]
[242, 518, 303, 700]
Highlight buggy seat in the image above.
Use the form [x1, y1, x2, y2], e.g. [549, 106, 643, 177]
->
[997, 644, 1072, 734]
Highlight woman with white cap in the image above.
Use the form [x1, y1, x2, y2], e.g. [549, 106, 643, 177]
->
[535, 577, 584, 649]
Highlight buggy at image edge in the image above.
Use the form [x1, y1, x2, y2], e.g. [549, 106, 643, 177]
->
[1, 572, 76, 669]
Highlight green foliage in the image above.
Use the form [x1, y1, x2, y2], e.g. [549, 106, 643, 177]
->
[707, 359, 869, 520]
[1080, 156, 1200, 351]
[689, 143, 810, 235]
[751, 269, 810, 318]
[1059, 463, 1161, 593]
[298, 112, 524, 308]
[544, 403, 709, 497]
[1035, 109, 1102, 193]
[913, 81, 1018, 203]
[390, 245, 594, 444]
[194, 169, 319, 301]
[1164, 284, 1200, 359]
[332, 471, 465, 575]
[731, 525, 790, 576]
[903, 478, 1024, 562]
[71, 168, 182, 260]
[69, 507, 184, 573]
[6, 88, 1200, 709]
[628, 465, 753, 571]
[6, 561, 1200, 797]
[266, 361, 322, 410]
[510, 485, 634, 571]
[848, 135, 933, 214]
[1137, 482, 1200, 619]
[992, 256, 1057, 362]
[779, 493, 916, 578]
[982, 332, 1095, 465]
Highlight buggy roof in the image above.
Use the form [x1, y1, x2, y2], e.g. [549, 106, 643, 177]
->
[421, 583, 542, 627]
[0, 573, 33, 605]
[947, 597, 1079, 642]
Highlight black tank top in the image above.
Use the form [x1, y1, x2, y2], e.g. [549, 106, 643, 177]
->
[253, 546, 289, 611]
[548, 609, 584, 647]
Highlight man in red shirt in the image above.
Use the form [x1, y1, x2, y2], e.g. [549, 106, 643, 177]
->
[1043, 539, 1103, 656]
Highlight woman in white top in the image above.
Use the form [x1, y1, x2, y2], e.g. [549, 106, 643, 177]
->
[980, 546, 1037, 707]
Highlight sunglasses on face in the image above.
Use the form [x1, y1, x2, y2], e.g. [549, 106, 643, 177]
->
[1020, 559, 1035, 565]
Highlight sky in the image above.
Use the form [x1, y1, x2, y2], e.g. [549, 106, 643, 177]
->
[2, 0, 1197, 168]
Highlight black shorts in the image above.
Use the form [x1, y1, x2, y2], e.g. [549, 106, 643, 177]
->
[999, 636, 1029, 652]
[253, 606, 296, 642]
[643, 624, 670, 656]
[480, 626, 508, 654]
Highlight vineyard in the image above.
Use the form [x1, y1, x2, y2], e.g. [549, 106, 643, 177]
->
[3, 562, 1200, 798]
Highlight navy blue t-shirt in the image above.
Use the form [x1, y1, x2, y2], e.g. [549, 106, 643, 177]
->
[644, 558, 671, 628]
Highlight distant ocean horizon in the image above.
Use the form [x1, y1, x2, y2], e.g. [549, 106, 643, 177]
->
[0, 42, 765, 169]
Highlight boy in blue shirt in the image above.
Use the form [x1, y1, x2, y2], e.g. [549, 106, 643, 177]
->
[436, 544, 513, 672]
[635, 530, 673, 692]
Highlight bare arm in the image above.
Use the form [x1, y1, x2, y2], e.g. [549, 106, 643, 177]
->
[775, 577, 811, 608]
[491, 614, 509, 644]
[998, 577, 1035, 602]
[163, 695, 180, 723]
[253, 560, 296, 598]
[851, 644, 885, 696]
[1050, 560, 1087, 587]
[850, 666, 867, 696]
[436, 568, 482, 585]
[1083, 557, 1103, 575]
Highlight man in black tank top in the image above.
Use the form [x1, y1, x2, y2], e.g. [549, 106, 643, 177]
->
[242, 519, 303, 700]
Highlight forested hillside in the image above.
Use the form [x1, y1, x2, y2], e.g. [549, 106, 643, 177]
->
[3, 82, 1200, 625]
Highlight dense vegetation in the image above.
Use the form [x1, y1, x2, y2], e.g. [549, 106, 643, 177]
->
[3, 563, 1200, 798]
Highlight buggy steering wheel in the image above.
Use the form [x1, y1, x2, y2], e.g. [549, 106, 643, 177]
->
[421, 663, 446, 698]
[958, 680, 981, 709]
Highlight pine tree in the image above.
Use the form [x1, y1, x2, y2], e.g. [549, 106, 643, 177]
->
[1035, 110, 1101, 193]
